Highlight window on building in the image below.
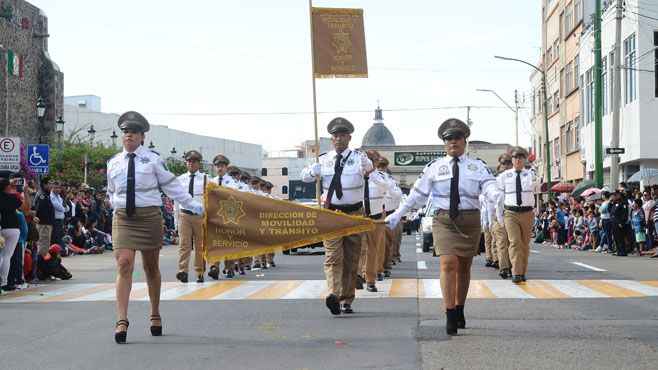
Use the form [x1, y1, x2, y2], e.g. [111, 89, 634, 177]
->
[566, 122, 574, 153]
[554, 39, 560, 61]
[566, 3, 573, 32]
[574, 116, 581, 150]
[554, 138, 560, 160]
[601, 57, 608, 114]
[547, 96, 553, 116]
[261, 168, 268, 176]
[282, 185, 288, 194]
[624, 33, 637, 104]
[281, 167, 288, 176]
[574, 55, 579, 88]
[553, 91, 560, 111]
[609, 51, 615, 108]
[585, 67, 594, 123]
[566, 61, 573, 94]
[560, 125, 566, 155]
[560, 12, 565, 40]
[546, 47, 553, 66]
[532, 90, 536, 116]
[575, 0, 582, 22]
[560, 69, 565, 97]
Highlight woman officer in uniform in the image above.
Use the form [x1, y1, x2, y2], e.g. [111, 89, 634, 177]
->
[107, 111, 204, 343]
[386, 118, 503, 335]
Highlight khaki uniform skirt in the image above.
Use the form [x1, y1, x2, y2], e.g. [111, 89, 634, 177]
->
[112, 206, 164, 251]
[432, 209, 482, 257]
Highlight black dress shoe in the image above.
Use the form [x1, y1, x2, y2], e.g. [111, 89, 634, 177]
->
[208, 266, 219, 280]
[261, 264, 268, 269]
[355, 275, 364, 290]
[376, 273, 383, 281]
[269, 262, 276, 268]
[512, 275, 523, 284]
[485, 259, 493, 267]
[239, 268, 246, 275]
[391, 260, 396, 266]
[366, 284, 378, 292]
[176, 272, 188, 283]
[196, 275, 204, 283]
[455, 305, 466, 329]
[226, 270, 235, 278]
[492, 261, 500, 269]
[341, 303, 354, 314]
[383, 270, 391, 278]
[445, 308, 458, 335]
[325, 294, 341, 315]
[521, 275, 527, 282]
[498, 269, 510, 279]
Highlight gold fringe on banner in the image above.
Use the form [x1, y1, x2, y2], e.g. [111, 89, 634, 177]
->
[202, 183, 374, 263]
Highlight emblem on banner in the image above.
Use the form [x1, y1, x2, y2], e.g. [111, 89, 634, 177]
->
[217, 196, 246, 225]
[332, 29, 352, 53]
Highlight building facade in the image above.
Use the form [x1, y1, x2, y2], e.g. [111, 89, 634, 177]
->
[579, 0, 658, 186]
[0, 0, 63, 142]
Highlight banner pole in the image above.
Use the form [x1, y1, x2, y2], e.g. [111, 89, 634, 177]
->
[308, 0, 321, 206]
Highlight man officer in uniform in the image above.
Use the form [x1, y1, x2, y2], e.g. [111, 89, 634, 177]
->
[499, 146, 540, 284]
[494, 153, 513, 279]
[301, 117, 373, 315]
[174, 150, 208, 283]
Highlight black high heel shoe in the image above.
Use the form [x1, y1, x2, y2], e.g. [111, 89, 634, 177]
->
[150, 315, 162, 336]
[115, 319, 129, 343]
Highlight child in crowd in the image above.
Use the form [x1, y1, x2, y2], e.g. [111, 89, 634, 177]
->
[632, 198, 647, 254]
[37, 244, 72, 281]
[588, 211, 600, 251]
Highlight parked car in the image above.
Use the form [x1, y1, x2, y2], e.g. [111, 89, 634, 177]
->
[420, 198, 485, 253]
[283, 199, 324, 254]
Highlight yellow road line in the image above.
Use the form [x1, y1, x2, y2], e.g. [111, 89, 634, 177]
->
[129, 282, 181, 301]
[575, 280, 645, 298]
[467, 280, 496, 298]
[517, 280, 570, 298]
[640, 281, 658, 288]
[176, 281, 247, 300]
[389, 279, 418, 298]
[35, 284, 114, 302]
[246, 280, 304, 299]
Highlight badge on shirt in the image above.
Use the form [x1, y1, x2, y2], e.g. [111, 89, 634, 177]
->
[346, 158, 355, 166]
[140, 156, 151, 164]
[507, 172, 513, 177]
[437, 165, 450, 177]
[326, 161, 333, 167]
[522, 172, 528, 177]
[468, 164, 477, 172]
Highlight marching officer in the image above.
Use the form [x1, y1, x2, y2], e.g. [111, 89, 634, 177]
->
[494, 153, 513, 279]
[107, 111, 203, 343]
[208, 154, 241, 279]
[301, 117, 373, 315]
[499, 146, 540, 284]
[174, 150, 209, 284]
[357, 151, 391, 292]
[381, 161, 403, 278]
[480, 193, 498, 268]
[385, 118, 503, 335]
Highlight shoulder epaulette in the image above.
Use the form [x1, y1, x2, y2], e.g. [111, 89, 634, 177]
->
[354, 148, 362, 153]
[425, 159, 437, 167]
[475, 157, 487, 165]
[319, 152, 327, 157]
[150, 150, 161, 156]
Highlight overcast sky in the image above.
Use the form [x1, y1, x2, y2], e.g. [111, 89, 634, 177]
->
[31, 0, 541, 153]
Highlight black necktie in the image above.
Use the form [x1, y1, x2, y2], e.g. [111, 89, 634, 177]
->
[188, 173, 195, 196]
[516, 171, 523, 206]
[126, 153, 136, 217]
[449, 157, 460, 220]
[218, 176, 223, 187]
[325, 154, 344, 208]
[364, 176, 371, 216]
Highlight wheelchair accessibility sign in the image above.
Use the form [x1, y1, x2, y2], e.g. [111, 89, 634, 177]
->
[27, 144, 50, 174]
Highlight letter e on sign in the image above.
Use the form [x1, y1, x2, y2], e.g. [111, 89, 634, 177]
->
[1, 138, 15, 152]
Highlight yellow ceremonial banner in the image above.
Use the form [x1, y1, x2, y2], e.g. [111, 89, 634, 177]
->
[311, 7, 368, 78]
[203, 183, 374, 263]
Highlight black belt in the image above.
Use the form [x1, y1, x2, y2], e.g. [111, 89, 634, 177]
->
[369, 212, 384, 220]
[504, 206, 533, 212]
[180, 209, 197, 215]
[434, 209, 479, 215]
[328, 202, 363, 213]
[385, 210, 394, 216]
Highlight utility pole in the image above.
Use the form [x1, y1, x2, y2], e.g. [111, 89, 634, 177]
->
[610, 0, 623, 189]
[514, 90, 519, 146]
[594, 0, 604, 188]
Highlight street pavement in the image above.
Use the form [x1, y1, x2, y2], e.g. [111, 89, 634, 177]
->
[1, 233, 658, 369]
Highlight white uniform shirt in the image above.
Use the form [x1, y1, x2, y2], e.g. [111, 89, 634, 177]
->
[212, 174, 240, 189]
[106, 145, 203, 215]
[479, 194, 496, 231]
[364, 170, 391, 217]
[301, 148, 373, 206]
[173, 170, 208, 226]
[399, 154, 500, 213]
[498, 168, 540, 208]
[384, 174, 403, 212]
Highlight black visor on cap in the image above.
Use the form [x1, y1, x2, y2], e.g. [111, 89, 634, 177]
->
[443, 131, 465, 140]
[120, 122, 144, 132]
[330, 125, 350, 134]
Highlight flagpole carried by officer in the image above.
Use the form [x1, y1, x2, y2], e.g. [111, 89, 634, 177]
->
[499, 146, 540, 284]
[301, 117, 373, 316]
[107, 111, 204, 344]
[385, 118, 503, 335]
[174, 150, 208, 284]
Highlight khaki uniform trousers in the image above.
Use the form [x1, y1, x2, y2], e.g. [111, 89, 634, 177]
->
[37, 224, 53, 256]
[177, 212, 205, 275]
[254, 253, 274, 265]
[380, 225, 395, 273]
[358, 219, 385, 285]
[484, 228, 497, 262]
[393, 222, 403, 259]
[505, 210, 534, 276]
[493, 219, 511, 270]
[323, 208, 363, 305]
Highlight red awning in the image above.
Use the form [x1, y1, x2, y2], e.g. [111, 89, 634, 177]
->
[551, 182, 575, 193]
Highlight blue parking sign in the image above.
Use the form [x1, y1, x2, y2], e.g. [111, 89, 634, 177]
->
[27, 144, 50, 174]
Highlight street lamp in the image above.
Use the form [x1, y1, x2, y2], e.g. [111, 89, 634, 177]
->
[55, 115, 65, 147]
[87, 124, 96, 144]
[36, 97, 46, 144]
[148, 141, 155, 149]
[171, 147, 177, 156]
[494, 55, 552, 200]
[476, 88, 519, 146]
[110, 130, 118, 146]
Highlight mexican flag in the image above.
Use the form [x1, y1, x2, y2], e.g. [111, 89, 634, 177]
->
[7, 50, 23, 77]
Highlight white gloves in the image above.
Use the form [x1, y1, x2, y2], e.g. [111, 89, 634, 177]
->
[492, 191, 505, 227]
[385, 212, 403, 229]
[311, 163, 323, 177]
